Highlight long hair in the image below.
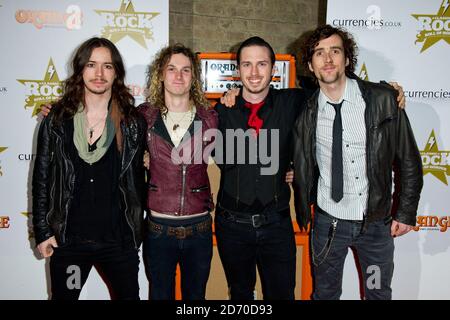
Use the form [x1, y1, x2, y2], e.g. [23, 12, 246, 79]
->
[301, 24, 358, 77]
[145, 43, 209, 116]
[53, 37, 135, 152]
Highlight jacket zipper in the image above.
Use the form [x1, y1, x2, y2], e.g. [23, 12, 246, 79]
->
[55, 133, 74, 244]
[179, 126, 201, 214]
[119, 182, 137, 248]
[191, 185, 208, 193]
[120, 125, 140, 249]
[180, 164, 187, 214]
[47, 164, 56, 225]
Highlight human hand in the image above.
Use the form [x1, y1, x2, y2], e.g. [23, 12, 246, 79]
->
[389, 82, 405, 109]
[37, 236, 58, 258]
[220, 88, 240, 108]
[40, 104, 53, 117]
[285, 170, 294, 184]
[143, 151, 150, 170]
[391, 220, 413, 237]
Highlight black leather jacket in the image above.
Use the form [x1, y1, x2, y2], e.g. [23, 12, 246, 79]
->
[293, 75, 423, 230]
[32, 109, 147, 248]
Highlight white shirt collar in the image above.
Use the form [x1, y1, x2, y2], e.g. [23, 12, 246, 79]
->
[318, 77, 360, 111]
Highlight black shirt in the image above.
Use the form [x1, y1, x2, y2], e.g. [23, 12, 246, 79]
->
[214, 88, 310, 214]
[65, 122, 131, 243]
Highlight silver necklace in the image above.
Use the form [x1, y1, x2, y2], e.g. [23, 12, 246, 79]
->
[166, 108, 194, 131]
[85, 112, 107, 141]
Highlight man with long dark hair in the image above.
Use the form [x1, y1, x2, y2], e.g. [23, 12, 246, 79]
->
[32, 37, 147, 300]
[293, 25, 423, 299]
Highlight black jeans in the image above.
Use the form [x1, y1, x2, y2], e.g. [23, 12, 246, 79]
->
[312, 208, 395, 300]
[143, 215, 213, 300]
[215, 208, 296, 300]
[49, 241, 140, 300]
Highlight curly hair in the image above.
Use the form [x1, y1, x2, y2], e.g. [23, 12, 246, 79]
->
[145, 43, 209, 116]
[301, 24, 358, 77]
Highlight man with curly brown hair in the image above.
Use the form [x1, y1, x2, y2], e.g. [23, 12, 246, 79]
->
[138, 44, 218, 300]
[293, 25, 423, 300]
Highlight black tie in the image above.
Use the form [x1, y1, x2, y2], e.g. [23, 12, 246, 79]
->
[328, 101, 344, 202]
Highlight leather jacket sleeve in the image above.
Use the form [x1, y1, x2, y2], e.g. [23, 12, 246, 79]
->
[32, 115, 55, 245]
[393, 109, 423, 226]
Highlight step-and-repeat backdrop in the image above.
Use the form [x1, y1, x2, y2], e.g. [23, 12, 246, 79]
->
[327, 0, 450, 299]
[1, 0, 448, 300]
[0, 0, 168, 299]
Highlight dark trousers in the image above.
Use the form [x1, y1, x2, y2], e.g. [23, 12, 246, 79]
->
[215, 209, 296, 300]
[312, 208, 395, 300]
[143, 215, 213, 300]
[49, 241, 140, 300]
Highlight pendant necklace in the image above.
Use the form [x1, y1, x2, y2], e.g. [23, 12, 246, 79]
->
[166, 108, 193, 132]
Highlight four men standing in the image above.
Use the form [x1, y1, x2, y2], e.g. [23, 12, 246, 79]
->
[32, 24, 421, 300]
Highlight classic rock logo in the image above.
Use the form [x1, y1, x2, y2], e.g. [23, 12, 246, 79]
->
[15, 5, 82, 30]
[0, 147, 7, 177]
[413, 216, 450, 232]
[412, 0, 450, 53]
[420, 130, 450, 185]
[95, 0, 160, 49]
[358, 63, 369, 81]
[17, 58, 62, 117]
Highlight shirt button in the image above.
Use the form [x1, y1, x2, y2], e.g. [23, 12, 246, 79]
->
[359, 193, 362, 196]
[346, 144, 349, 147]
[90, 179, 94, 182]
[355, 177, 359, 180]
[352, 160, 355, 163]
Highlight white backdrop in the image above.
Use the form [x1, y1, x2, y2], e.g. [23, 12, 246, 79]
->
[327, 0, 450, 299]
[0, 0, 168, 299]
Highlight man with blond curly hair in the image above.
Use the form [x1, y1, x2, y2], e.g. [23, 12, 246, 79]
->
[138, 44, 218, 300]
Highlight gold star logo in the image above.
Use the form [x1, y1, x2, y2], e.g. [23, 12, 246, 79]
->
[21, 212, 34, 239]
[95, 0, 160, 49]
[420, 130, 450, 185]
[412, 0, 450, 53]
[358, 63, 369, 81]
[17, 58, 63, 117]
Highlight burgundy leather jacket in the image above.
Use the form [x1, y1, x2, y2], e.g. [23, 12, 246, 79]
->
[138, 103, 218, 216]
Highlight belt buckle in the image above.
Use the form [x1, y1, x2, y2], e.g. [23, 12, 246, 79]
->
[174, 226, 186, 239]
[251, 214, 263, 228]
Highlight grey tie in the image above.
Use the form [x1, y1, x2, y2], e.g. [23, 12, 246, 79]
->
[328, 101, 344, 202]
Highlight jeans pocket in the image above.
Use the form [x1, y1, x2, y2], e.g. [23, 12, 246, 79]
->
[196, 229, 213, 240]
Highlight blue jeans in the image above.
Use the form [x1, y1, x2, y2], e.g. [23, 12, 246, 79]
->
[215, 208, 296, 300]
[143, 215, 213, 300]
[312, 208, 395, 300]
